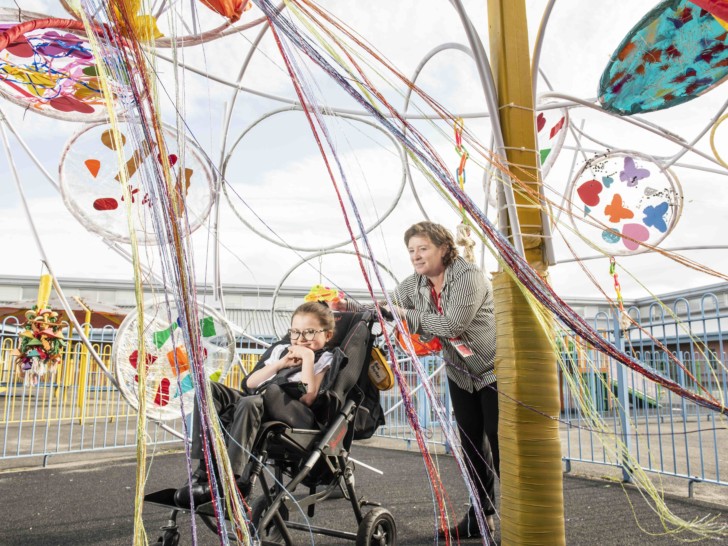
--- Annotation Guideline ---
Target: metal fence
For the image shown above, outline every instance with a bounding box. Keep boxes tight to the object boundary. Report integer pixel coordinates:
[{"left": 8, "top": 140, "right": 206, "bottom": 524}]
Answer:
[
  {"left": 0, "top": 317, "right": 256, "bottom": 464},
  {"left": 2, "top": 297, "right": 727, "bottom": 494}
]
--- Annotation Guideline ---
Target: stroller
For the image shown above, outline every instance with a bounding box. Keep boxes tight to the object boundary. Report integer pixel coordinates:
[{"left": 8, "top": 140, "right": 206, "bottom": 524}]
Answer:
[{"left": 145, "top": 310, "right": 396, "bottom": 546}]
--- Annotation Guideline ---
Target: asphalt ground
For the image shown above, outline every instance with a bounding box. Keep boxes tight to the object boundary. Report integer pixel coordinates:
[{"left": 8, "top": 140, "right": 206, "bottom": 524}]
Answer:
[{"left": 1, "top": 446, "right": 726, "bottom": 546}]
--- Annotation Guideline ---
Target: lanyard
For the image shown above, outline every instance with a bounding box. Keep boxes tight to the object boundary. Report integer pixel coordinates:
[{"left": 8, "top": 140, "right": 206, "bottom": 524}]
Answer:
[{"left": 429, "top": 283, "right": 443, "bottom": 314}]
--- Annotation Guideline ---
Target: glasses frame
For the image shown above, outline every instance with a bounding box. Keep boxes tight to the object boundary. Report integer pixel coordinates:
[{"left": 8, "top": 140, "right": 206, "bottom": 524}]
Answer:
[{"left": 288, "top": 328, "right": 327, "bottom": 341}]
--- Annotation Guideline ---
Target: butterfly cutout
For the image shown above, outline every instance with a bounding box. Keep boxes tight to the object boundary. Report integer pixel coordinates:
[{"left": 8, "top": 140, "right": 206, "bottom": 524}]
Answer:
[
  {"left": 604, "top": 194, "right": 634, "bottom": 223},
  {"left": 602, "top": 175, "right": 613, "bottom": 188},
  {"left": 643, "top": 201, "right": 669, "bottom": 233},
  {"left": 620, "top": 157, "right": 650, "bottom": 187}
]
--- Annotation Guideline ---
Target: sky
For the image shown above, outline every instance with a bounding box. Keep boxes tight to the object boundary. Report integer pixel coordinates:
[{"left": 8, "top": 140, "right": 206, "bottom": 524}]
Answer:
[{"left": 1, "top": 0, "right": 728, "bottom": 305}]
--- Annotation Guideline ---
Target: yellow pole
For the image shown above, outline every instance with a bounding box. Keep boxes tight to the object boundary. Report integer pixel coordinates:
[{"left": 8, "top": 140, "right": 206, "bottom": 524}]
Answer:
[
  {"left": 75, "top": 300, "right": 92, "bottom": 424},
  {"left": 36, "top": 274, "right": 52, "bottom": 310},
  {"left": 486, "top": 1, "right": 566, "bottom": 544}
]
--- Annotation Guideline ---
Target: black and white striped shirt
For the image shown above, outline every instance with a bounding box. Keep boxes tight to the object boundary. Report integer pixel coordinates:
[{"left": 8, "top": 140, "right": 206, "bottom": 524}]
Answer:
[{"left": 349, "top": 257, "right": 496, "bottom": 392}]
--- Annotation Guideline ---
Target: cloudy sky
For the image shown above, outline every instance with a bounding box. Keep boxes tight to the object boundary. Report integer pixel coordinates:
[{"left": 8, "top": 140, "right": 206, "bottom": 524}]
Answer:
[{"left": 1, "top": 0, "right": 727, "bottom": 304}]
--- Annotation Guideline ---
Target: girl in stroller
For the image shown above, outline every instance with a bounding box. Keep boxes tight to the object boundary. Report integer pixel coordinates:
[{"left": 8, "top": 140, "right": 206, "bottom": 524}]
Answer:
[{"left": 174, "top": 301, "right": 346, "bottom": 507}]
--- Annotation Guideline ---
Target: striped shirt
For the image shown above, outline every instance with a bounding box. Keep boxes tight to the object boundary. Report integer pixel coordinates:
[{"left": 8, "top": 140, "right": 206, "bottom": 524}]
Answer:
[{"left": 351, "top": 257, "right": 496, "bottom": 392}]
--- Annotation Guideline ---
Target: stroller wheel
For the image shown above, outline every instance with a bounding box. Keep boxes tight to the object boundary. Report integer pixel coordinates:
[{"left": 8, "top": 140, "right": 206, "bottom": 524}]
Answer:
[
  {"left": 154, "top": 529, "right": 180, "bottom": 546},
  {"left": 356, "top": 507, "right": 397, "bottom": 546},
  {"left": 250, "top": 495, "right": 289, "bottom": 545}
]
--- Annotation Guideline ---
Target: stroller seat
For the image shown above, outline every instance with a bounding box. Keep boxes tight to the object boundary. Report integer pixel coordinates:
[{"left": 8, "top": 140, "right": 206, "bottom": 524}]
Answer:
[{"left": 146, "top": 310, "right": 397, "bottom": 546}]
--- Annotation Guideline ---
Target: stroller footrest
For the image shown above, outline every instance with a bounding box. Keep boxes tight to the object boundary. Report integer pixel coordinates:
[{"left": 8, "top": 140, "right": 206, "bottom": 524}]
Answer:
[{"left": 144, "top": 488, "right": 179, "bottom": 508}]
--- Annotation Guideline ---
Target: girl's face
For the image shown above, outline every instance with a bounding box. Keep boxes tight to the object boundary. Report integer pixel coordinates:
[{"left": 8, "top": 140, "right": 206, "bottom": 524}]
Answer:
[{"left": 289, "top": 313, "right": 333, "bottom": 350}]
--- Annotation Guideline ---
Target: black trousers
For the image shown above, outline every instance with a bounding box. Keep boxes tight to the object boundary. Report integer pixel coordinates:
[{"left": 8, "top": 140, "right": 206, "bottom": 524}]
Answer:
[
  {"left": 191, "top": 382, "right": 316, "bottom": 476},
  {"left": 448, "top": 378, "right": 500, "bottom": 515}
]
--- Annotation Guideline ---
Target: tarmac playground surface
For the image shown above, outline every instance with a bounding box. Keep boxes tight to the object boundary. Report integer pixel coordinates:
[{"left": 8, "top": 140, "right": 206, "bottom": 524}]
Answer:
[{"left": 1, "top": 444, "right": 727, "bottom": 545}]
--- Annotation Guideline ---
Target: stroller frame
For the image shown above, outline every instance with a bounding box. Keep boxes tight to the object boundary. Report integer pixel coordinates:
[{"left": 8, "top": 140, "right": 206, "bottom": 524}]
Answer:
[{"left": 146, "top": 311, "right": 396, "bottom": 546}]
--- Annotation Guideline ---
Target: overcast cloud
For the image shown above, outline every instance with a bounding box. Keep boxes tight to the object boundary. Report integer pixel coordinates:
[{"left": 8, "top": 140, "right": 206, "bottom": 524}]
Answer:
[{"left": 0, "top": 0, "right": 726, "bottom": 304}]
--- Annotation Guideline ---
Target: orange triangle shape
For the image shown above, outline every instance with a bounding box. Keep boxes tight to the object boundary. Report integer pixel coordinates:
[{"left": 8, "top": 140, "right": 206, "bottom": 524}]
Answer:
[{"left": 85, "top": 159, "right": 101, "bottom": 178}]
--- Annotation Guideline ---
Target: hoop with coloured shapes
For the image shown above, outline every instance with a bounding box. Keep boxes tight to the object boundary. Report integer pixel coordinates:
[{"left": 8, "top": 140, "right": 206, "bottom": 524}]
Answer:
[
  {"left": 59, "top": 120, "right": 214, "bottom": 244},
  {"left": 112, "top": 301, "right": 235, "bottom": 421},
  {"left": 567, "top": 151, "right": 683, "bottom": 255}
]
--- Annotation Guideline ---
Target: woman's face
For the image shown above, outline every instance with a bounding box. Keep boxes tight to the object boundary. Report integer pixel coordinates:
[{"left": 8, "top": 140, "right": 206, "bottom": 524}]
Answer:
[
  {"left": 290, "top": 312, "right": 332, "bottom": 350},
  {"left": 407, "top": 234, "right": 447, "bottom": 278}
]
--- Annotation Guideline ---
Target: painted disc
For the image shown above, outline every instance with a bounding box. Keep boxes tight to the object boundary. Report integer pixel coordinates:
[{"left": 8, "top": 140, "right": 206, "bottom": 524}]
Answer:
[
  {"left": 59, "top": 120, "right": 214, "bottom": 244},
  {"left": 0, "top": 15, "right": 132, "bottom": 121},
  {"left": 599, "top": 0, "right": 728, "bottom": 115},
  {"left": 536, "top": 98, "right": 569, "bottom": 179},
  {"left": 112, "top": 301, "right": 235, "bottom": 421},
  {"left": 60, "top": 0, "right": 264, "bottom": 48},
  {"left": 568, "top": 151, "right": 683, "bottom": 255}
]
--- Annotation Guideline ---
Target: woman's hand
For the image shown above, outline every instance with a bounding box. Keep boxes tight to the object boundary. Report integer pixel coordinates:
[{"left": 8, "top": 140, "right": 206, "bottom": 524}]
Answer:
[
  {"left": 330, "top": 298, "right": 347, "bottom": 312},
  {"left": 381, "top": 302, "right": 407, "bottom": 320}
]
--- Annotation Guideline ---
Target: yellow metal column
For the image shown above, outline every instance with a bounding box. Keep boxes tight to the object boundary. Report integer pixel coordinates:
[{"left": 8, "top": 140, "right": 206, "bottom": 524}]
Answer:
[
  {"left": 486, "top": 1, "right": 566, "bottom": 544},
  {"left": 76, "top": 301, "right": 92, "bottom": 424},
  {"left": 36, "top": 274, "right": 52, "bottom": 309}
]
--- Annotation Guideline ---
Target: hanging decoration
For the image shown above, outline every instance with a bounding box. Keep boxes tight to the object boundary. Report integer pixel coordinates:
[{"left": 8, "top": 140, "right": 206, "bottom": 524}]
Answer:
[
  {"left": 59, "top": 120, "right": 214, "bottom": 244},
  {"left": 60, "top": 0, "right": 259, "bottom": 47},
  {"left": 453, "top": 118, "right": 476, "bottom": 263},
  {"left": 12, "top": 306, "right": 66, "bottom": 386},
  {"left": 568, "top": 151, "right": 683, "bottom": 255},
  {"left": 599, "top": 0, "right": 728, "bottom": 115},
  {"left": 199, "top": 0, "right": 252, "bottom": 22},
  {"left": 111, "top": 301, "right": 235, "bottom": 421},
  {"left": 536, "top": 97, "right": 569, "bottom": 179},
  {"left": 609, "top": 257, "right": 633, "bottom": 330},
  {"left": 0, "top": 12, "right": 133, "bottom": 121},
  {"left": 303, "top": 284, "right": 343, "bottom": 304}
]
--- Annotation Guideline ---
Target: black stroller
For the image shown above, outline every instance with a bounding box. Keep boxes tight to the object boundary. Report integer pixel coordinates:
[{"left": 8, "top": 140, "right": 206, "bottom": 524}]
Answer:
[{"left": 145, "top": 310, "right": 396, "bottom": 546}]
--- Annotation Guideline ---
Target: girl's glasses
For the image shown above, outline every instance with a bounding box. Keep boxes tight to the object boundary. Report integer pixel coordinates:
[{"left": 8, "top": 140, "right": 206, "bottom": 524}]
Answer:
[{"left": 288, "top": 328, "right": 327, "bottom": 341}]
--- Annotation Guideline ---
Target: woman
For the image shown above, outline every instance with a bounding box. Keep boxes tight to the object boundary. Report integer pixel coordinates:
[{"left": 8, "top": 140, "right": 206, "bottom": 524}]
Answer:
[{"left": 337, "top": 221, "right": 498, "bottom": 538}]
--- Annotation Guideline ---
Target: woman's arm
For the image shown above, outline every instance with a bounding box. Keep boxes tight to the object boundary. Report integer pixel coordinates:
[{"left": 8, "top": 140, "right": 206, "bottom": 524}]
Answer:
[{"left": 333, "top": 276, "right": 417, "bottom": 316}]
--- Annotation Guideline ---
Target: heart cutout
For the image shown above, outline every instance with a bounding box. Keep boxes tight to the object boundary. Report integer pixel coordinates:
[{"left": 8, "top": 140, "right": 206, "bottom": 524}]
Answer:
[
  {"left": 157, "top": 153, "right": 178, "bottom": 167},
  {"left": 536, "top": 113, "right": 546, "bottom": 132},
  {"left": 622, "top": 223, "right": 649, "bottom": 251},
  {"left": 576, "top": 179, "right": 603, "bottom": 207}
]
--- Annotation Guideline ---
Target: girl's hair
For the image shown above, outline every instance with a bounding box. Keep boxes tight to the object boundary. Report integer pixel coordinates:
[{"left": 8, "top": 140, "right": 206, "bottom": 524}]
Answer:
[
  {"left": 292, "top": 301, "right": 336, "bottom": 332},
  {"left": 403, "top": 221, "right": 459, "bottom": 267}
]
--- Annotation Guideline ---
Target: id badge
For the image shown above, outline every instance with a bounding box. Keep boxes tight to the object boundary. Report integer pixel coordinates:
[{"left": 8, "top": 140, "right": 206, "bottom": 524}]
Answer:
[{"left": 450, "top": 338, "right": 474, "bottom": 358}]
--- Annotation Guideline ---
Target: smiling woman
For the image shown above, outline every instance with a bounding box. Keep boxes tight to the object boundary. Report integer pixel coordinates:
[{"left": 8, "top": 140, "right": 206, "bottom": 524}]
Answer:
[{"left": 335, "top": 220, "right": 499, "bottom": 539}]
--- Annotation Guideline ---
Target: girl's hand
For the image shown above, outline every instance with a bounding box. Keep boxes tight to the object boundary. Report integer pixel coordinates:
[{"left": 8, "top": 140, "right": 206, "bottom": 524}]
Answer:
[
  {"left": 287, "top": 345, "right": 314, "bottom": 361},
  {"left": 299, "top": 392, "right": 316, "bottom": 406},
  {"left": 277, "top": 351, "right": 300, "bottom": 369}
]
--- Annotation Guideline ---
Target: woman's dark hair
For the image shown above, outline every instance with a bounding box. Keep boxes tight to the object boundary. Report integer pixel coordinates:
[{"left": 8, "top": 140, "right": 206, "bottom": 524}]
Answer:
[
  {"left": 292, "top": 301, "right": 336, "bottom": 332},
  {"left": 403, "top": 221, "right": 458, "bottom": 267}
]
